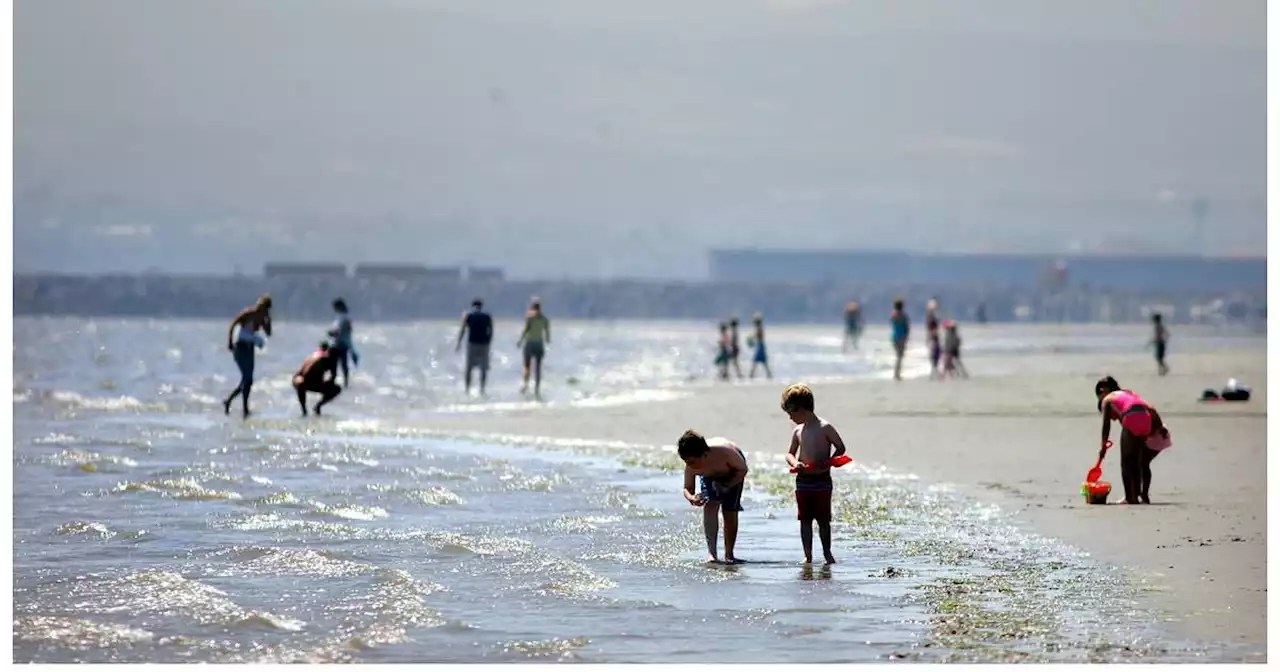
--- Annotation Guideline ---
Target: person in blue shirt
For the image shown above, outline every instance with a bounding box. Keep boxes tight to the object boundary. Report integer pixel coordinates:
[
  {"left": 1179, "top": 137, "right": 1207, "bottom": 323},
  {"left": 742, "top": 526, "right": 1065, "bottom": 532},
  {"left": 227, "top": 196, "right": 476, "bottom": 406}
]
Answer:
[
  {"left": 890, "top": 298, "right": 910, "bottom": 381},
  {"left": 456, "top": 297, "right": 494, "bottom": 396}
]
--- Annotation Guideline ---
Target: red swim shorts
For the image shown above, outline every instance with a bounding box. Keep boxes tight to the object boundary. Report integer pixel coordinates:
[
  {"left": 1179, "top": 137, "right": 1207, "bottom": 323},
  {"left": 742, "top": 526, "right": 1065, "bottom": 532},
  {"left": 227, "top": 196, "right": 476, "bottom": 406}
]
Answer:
[{"left": 795, "top": 490, "right": 832, "bottom": 522}]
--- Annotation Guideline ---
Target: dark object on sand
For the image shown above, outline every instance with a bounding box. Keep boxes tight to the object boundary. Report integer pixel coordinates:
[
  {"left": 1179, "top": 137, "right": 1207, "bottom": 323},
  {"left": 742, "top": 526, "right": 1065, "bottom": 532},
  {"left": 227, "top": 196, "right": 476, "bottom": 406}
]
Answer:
[{"left": 1201, "top": 388, "right": 1251, "bottom": 402}]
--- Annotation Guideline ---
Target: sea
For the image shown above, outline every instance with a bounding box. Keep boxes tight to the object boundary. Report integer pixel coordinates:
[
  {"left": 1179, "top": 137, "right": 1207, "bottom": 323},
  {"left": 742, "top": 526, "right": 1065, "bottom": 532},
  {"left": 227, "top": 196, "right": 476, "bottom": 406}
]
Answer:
[{"left": 12, "top": 316, "right": 1266, "bottom": 663}]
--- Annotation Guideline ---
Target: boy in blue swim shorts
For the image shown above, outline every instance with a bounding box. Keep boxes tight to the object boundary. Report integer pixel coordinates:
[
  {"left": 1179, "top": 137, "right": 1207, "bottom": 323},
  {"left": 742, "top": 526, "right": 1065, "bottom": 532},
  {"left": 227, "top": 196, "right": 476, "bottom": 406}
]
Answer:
[{"left": 678, "top": 430, "right": 749, "bottom": 564}]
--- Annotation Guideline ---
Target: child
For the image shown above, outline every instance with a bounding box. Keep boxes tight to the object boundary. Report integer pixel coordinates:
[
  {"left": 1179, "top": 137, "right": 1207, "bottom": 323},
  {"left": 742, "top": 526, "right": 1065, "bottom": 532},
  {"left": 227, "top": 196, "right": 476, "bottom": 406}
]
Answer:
[
  {"left": 942, "top": 320, "right": 968, "bottom": 379},
  {"left": 1150, "top": 313, "right": 1170, "bottom": 376},
  {"left": 678, "top": 430, "right": 749, "bottom": 564},
  {"left": 748, "top": 312, "right": 772, "bottom": 379},
  {"left": 1096, "top": 376, "right": 1168, "bottom": 504},
  {"left": 781, "top": 384, "right": 848, "bottom": 564},
  {"left": 890, "top": 298, "right": 910, "bottom": 381},
  {"left": 728, "top": 317, "right": 744, "bottom": 379},
  {"left": 925, "top": 300, "right": 941, "bottom": 379},
  {"left": 714, "top": 323, "right": 731, "bottom": 380}
]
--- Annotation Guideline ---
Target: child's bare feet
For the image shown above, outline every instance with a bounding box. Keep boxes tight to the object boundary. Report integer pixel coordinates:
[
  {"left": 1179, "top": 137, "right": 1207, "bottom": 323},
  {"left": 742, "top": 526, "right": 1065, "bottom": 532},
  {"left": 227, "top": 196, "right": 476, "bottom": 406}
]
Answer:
[
  {"left": 706, "top": 555, "right": 721, "bottom": 564},
  {"left": 802, "top": 556, "right": 812, "bottom": 565},
  {"left": 724, "top": 556, "right": 742, "bottom": 565},
  {"left": 824, "top": 554, "right": 837, "bottom": 565}
]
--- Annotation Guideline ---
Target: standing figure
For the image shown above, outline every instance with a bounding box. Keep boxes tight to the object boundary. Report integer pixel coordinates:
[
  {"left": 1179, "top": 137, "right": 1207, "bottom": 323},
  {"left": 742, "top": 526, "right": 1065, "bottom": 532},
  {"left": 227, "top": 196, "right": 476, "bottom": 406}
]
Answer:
[
  {"left": 223, "top": 294, "right": 272, "bottom": 417},
  {"left": 748, "top": 312, "right": 772, "bottom": 379},
  {"left": 456, "top": 297, "right": 494, "bottom": 396},
  {"left": 890, "top": 298, "right": 910, "bottom": 381},
  {"left": 517, "top": 298, "right": 551, "bottom": 398}
]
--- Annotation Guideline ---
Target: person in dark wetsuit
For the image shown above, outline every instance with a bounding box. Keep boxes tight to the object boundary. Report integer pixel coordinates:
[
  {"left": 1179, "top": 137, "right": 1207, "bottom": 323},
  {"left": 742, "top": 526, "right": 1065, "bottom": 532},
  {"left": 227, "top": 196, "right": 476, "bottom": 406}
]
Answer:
[
  {"left": 678, "top": 430, "right": 749, "bottom": 564},
  {"left": 293, "top": 342, "right": 342, "bottom": 416},
  {"left": 1096, "top": 376, "right": 1168, "bottom": 504},
  {"left": 1150, "top": 313, "right": 1170, "bottom": 376},
  {"left": 223, "top": 294, "right": 272, "bottom": 418},
  {"left": 456, "top": 298, "right": 494, "bottom": 396}
]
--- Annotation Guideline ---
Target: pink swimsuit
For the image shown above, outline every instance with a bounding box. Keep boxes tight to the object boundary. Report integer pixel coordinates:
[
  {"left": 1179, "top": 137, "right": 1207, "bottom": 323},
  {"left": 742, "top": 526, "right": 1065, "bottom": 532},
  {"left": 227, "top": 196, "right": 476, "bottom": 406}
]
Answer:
[{"left": 1109, "top": 390, "right": 1153, "bottom": 437}]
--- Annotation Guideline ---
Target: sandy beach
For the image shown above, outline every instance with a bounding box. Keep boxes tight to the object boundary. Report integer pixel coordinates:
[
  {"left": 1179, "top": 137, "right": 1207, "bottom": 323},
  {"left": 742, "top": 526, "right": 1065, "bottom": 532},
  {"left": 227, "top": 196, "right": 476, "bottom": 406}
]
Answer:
[{"left": 421, "top": 344, "right": 1267, "bottom": 651}]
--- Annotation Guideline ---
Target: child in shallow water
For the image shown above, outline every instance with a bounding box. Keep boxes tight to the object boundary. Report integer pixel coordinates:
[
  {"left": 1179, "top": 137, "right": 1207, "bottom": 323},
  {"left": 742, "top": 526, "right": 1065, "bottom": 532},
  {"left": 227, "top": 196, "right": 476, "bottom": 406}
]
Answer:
[
  {"left": 677, "top": 430, "right": 749, "bottom": 564},
  {"left": 1095, "top": 376, "right": 1169, "bottom": 504},
  {"left": 781, "top": 384, "right": 848, "bottom": 565}
]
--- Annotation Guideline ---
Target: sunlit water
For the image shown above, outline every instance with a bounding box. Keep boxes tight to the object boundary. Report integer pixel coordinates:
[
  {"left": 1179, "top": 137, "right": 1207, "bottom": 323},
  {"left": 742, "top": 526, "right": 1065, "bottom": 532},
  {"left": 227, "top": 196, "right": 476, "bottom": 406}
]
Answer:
[{"left": 13, "top": 318, "right": 1264, "bottom": 662}]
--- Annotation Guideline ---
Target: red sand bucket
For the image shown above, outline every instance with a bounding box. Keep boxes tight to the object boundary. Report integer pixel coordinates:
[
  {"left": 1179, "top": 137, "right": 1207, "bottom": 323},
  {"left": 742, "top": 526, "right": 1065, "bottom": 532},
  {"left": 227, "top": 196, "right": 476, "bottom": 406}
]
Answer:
[{"left": 1081, "top": 481, "right": 1112, "bottom": 505}]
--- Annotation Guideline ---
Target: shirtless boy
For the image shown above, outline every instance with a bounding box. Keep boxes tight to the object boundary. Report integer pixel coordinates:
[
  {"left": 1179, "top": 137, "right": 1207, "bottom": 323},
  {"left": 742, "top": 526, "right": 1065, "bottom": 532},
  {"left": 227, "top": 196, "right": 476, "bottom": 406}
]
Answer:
[
  {"left": 782, "top": 383, "right": 848, "bottom": 564},
  {"left": 678, "top": 430, "right": 749, "bottom": 564}
]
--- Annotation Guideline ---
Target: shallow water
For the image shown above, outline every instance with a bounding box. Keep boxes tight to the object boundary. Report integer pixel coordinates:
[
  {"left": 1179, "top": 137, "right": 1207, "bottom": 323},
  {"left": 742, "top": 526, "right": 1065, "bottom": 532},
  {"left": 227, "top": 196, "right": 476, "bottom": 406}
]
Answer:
[{"left": 12, "top": 318, "right": 1265, "bottom": 662}]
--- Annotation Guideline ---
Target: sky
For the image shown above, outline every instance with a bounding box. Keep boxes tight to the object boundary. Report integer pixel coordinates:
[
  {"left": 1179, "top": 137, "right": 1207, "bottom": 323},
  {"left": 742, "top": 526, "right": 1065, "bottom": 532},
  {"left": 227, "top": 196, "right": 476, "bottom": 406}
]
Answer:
[{"left": 14, "top": 0, "right": 1267, "bottom": 278}]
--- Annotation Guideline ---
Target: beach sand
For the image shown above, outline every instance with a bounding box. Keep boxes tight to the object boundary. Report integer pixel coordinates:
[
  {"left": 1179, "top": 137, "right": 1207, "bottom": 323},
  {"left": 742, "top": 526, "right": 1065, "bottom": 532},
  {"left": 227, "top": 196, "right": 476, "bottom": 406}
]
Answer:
[{"left": 421, "top": 346, "right": 1267, "bottom": 650}]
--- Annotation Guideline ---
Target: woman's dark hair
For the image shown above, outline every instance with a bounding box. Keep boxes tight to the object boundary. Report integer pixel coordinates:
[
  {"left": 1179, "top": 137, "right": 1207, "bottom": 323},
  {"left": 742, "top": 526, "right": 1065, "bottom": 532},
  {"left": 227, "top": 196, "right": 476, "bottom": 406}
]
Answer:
[
  {"left": 893, "top": 298, "right": 905, "bottom": 311},
  {"left": 333, "top": 298, "right": 348, "bottom": 312},
  {"left": 1095, "top": 376, "right": 1120, "bottom": 411}
]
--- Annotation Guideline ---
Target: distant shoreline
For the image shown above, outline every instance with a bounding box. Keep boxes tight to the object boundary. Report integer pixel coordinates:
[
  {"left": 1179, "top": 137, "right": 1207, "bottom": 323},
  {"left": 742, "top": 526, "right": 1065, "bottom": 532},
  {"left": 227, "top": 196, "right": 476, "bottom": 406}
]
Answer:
[{"left": 13, "top": 272, "right": 1265, "bottom": 325}]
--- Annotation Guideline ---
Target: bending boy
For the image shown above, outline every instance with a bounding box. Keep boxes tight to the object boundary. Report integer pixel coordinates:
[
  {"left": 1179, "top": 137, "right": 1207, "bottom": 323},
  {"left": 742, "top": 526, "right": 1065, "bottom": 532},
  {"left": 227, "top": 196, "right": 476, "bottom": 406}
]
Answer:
[{"left": 678, "top": 430, "right": 749, "bottom": 564}]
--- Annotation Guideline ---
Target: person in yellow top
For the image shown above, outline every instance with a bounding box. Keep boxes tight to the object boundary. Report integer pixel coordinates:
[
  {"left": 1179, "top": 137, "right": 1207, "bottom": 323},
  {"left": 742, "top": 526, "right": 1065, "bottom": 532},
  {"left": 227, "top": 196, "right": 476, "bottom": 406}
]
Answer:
[{"left": 516, "top": 298, "right": 551, "bottom": 397}]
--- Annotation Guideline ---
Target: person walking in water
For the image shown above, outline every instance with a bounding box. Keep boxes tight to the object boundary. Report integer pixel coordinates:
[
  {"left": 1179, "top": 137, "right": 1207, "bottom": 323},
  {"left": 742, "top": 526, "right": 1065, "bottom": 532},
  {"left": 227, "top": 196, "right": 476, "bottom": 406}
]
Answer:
[
  {"left": 1149, "top": 313, "right": 1170, "bottom": 376},
  {"left": 517, "top": 298, "right": 551, "bottom": 397},
  {"left": 924, "top": 299, "right": 942, "bottom": 380},
  {"left": 223, "top": 294, "right": 272, "bottom": 417},
  {"left": 326, "top": 298, "right": 356, "bottom": 388},
  {"left": 748, "top": 312, "right": 772, "bottom": 379},
  {"left": 890, "top": 298, "right": 910, "bottom": 381},
  {"left": 843, "top": 301, "right": 862, "bottom": 352},
  {"left": 456, "top": 297, "right": 494, "bottom": 396},
  {"left": 714, "top": 322, "right": 731, "bottom": 380},
  {"left": 728, "top": 317, "right": 744, "bottom": 379}
]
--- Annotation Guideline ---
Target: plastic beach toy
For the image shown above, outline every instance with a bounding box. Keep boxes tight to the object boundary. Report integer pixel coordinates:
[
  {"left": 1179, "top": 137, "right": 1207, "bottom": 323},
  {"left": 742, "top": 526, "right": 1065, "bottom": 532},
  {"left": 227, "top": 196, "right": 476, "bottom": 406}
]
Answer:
[
  {"left": 1080, "top": 480, "right": 1112, "bottom": 505},
  {"left": 1086, "top": 440, "right": 1112, "bottom": 483},
  {"left": 790, "top": 454, "right": 853, "bottom": 474}
]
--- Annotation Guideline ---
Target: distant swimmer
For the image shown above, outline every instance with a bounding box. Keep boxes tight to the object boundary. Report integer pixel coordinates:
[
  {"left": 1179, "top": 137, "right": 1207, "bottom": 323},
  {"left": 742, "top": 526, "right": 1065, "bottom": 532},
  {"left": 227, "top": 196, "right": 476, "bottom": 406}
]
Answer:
[
  {"left": 223, "top": 294, "right": 272, "bottom": 418},
  {"left": 843, "top": 301, "right": 862, "bottom": 352},
  {"left": 748, "top": 312, "right": 772, "bottom": 379},
  {"left": 1149, "top": 313, "right": 1170, "bottom": 376},
  {"left": 678, "top": 430, "right": 749, "bottom": 564},
  {"left": 782, "top": 384, "right": 848, "bottom": 565},
  {"left": 728, "top": 317, "right": 744, "bottom": 379},
  {"left": 326, "top": 298, "right": 356, "bottom": 388},
  {"left": 1096, "top": 376, "right": 1169, "bottom": 505},
  {"left": 890, "top": 298, "right": 910, "bottom": 381},
  {"left": 516, "top": 298, "right": 551, "bottom": 398},
  {"left": 293, "top": 341, "right": 342, "bottom": 416},
  {"left": 456, "top": 297, "right": 494, "bottom": 396},
  {"left": 941, "top": 320, "right": 968, "bottom": 379},
  {"left": 925, "top": 299, "right": 941, "bottom": 380}
]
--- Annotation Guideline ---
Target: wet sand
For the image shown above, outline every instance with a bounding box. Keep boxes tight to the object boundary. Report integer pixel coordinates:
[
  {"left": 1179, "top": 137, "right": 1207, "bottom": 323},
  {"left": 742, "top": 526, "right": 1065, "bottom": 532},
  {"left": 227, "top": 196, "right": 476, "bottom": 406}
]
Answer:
[{"left": 422, "top": 346, "right": 1267, "bottom": 649}]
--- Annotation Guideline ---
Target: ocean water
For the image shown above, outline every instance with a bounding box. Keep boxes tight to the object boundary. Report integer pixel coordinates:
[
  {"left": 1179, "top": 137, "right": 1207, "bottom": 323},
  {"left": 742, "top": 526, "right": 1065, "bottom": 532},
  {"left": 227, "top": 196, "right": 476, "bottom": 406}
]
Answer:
[{"left": 12, "top": 317, "right": 1264, "bottom": 663}]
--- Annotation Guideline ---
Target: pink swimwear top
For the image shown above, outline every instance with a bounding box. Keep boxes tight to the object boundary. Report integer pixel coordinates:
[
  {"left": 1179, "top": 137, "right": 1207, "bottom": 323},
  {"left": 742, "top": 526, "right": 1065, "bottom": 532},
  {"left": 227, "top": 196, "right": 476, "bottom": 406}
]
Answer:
[{"left": 1107, "top": 390, "right": 1148, "bottom": 418}]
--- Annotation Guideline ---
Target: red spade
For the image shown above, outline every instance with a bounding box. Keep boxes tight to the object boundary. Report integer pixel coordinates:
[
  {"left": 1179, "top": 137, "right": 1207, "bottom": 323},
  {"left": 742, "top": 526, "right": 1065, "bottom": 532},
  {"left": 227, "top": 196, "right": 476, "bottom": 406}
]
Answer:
[
  {"left": 790, "top": 454, "right": 853, "bottom": 474},
  {"left": 1086, "top": 440, "right": 1113, "bottom": 482}
]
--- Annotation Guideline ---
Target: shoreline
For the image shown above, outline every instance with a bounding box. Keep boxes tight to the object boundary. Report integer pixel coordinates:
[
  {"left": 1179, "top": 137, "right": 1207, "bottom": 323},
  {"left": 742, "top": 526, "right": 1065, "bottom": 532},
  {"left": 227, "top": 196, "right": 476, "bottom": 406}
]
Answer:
[{"left": 410, "top": 346, "right": 1267, "bottom": 652}]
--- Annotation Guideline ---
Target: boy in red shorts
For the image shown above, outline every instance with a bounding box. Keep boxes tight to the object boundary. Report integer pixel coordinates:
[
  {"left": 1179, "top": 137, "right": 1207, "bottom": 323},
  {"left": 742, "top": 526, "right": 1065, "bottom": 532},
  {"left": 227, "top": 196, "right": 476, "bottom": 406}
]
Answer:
[{"left": 782, "top": 383, "right": 848, "bottom": 564}]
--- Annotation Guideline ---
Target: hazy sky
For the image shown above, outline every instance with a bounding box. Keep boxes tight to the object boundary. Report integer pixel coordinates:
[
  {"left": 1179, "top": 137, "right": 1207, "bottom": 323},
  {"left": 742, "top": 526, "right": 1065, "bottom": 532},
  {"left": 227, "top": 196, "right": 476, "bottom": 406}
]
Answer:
[{"left": 15, "top": 0, "right": 1267, "bottom": 278}]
